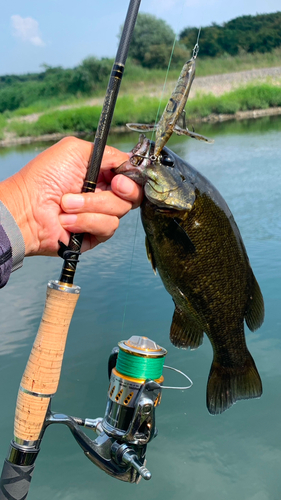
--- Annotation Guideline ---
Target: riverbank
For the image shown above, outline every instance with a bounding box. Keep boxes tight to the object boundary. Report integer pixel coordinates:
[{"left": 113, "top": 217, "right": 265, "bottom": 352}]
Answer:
[
  {"left": 1, "top": 106, "right": 281, "bottom": 148},
  {"left": 1, "top": 66, "right": 281, "bottom": 148}
]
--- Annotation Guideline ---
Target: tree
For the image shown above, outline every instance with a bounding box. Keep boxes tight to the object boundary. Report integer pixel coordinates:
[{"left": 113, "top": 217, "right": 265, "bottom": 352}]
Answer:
[
  {"left": 179, "top": 12, "right": 281, "bottom": 58},
  {"left": 123, "top": 13, "right": 176, "bottom": 68},
  {"left": 180, "top": 25, "right": 223, "bottom": 58}
]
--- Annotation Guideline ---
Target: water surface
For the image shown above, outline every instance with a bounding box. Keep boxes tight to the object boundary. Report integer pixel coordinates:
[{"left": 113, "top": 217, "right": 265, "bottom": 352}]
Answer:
[{"left": 0, "top": 116, "right": 280, "bottom": 500}]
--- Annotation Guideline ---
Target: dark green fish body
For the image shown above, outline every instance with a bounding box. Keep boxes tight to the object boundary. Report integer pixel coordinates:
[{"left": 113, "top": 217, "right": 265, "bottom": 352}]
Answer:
[{"left": 116, "top": 142, "right": 264, "bottom": 414}]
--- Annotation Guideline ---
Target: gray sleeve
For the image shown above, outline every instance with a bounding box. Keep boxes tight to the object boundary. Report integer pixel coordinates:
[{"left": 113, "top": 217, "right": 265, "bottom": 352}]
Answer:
[{"left": 0, "top": 201, "right": 25, "bottom": 272}]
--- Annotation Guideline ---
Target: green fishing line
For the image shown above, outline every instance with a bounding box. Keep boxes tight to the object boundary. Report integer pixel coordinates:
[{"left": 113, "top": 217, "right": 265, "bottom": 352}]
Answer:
[{"left": 116, "top": 349, "right": 164, "bottom": 380}]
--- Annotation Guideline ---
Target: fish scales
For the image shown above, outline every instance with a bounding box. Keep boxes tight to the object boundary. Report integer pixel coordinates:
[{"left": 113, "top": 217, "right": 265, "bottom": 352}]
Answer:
[{"left": 143, "top": 192, "right": 253, "bottom": 361}]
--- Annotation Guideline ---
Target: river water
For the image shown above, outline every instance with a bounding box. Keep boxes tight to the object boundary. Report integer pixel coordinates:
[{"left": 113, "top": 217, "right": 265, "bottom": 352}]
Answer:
[{"left": 0, "top": 116, "right": 280, "bottom": 500}]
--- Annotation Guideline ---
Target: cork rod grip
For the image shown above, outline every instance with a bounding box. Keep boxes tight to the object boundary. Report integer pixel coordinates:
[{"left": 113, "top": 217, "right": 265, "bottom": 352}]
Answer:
[{"left": 14, "top": 281, "right": 80, "bottom": 442}]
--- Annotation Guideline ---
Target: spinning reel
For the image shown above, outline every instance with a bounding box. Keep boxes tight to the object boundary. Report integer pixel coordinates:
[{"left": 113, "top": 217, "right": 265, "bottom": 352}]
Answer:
[{"left": 45, "top": 335, "right": 192, "bottom": 483}]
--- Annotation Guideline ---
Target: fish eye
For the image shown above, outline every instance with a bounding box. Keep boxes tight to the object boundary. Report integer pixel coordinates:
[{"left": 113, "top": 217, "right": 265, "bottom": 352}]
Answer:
[{"left": 161, "top": 156, "right": 174, "bottom": 167}]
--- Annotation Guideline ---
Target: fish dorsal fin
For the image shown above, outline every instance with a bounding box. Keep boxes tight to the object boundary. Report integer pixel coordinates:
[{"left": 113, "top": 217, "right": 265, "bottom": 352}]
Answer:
[
  {"left": 126, "top": 123, "right": 157, "bottom": 133},
  {"left": 176, "top": 110, "right": 187, "bottom": 129},
  {"left": 145, "top": 236, "right": 157, "bottom": 274},
  {"left": 245, "top": 272, "right": 265, "bottom": 331},
  {"left": 170, "top": 304, "right": 204, "bottom": 349}
]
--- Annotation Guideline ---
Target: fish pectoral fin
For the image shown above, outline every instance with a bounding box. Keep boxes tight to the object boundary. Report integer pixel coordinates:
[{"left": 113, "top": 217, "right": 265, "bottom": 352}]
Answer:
[
  {"left": 126, "top": 123, "right": 157, "bottom": 133},
  {"left": 170, "top": 305, "right": 204, "bottom": 350},
  {"left": 176, "top": 110, "right": 187, "bottom": 129},
  {"left": 145, "top": 236, "right": 157, "bottom": 274},
  {"left": 174, "top": 124, "right": 214, "bottom": 144},
  {"left": 245, "top": 272, "right": 265, "bottom": 331},
  {"left": 207, "top": 353, "right": 262, "bottom": 415},
  {"left": 170, "top": 219, "right": 196, "bottom": 253}
]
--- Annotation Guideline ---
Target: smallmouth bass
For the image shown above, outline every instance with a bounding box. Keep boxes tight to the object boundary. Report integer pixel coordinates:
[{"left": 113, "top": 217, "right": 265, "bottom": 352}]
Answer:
[{"left": 116, "top": 138, "right": 264, "bottom": 415}]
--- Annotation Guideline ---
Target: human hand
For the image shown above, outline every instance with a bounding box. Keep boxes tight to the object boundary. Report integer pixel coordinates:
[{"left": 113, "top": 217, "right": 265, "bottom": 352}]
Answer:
[{"left": 0, "top": 137, "right": 143, "bottom": 256}]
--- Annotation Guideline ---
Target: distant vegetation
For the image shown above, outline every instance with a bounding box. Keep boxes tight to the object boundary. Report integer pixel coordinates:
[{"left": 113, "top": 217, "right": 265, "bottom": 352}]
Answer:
[
  {"left": 180, "top": 12, "right": 281, "bottom": 57},
  {"left": 0, "top": 58, "right": 113, "bottom": 113},
  {"left": 0, "top": 11, "right": 280, "bottom": 119},
  {"left": 4, "top": 84, "right": 281, "bottom": 140}
]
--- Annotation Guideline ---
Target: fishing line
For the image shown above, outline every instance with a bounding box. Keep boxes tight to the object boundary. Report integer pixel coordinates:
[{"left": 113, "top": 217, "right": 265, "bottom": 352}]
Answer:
[
  {"left": 149, "top": 1, "right": 193, "bottom": 150},
  {"left": 150, "top": 35, "right": 177, "bottom": 147},
  {"left": 120, "top": 11, "right": 190, "bottom": 332},
  {"left": 116, "top": 348, "right": 165, "bottom": 380},
  {"left": 121, "top": 31, "right": 180, "bottom": 330},
  {"left": 120, "top": 210, "right": 140, "bottom": 333}
]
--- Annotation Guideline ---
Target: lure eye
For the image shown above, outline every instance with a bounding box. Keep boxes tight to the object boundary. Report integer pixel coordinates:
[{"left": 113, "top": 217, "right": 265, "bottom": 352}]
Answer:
[{"left": 161, "top": 156, "right": 174, "bottom": 167}]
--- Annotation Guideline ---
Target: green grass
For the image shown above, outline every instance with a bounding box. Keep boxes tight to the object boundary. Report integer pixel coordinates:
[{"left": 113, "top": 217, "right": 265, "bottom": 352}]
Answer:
[
  {"left": 2, "top": 95, "right": 99, "bottom": 118},
  {"left": 7, "top": 96, "right": 165, "bottom": 137},
  {"left": 0, "top": 114, "right": 7, "bottom": 140},
  {"left": 8, "top": 106, "right": 101, "bottom": 137},
  {"left": 186, "top": 83, "right": 281, "bottom": 117},
  {"left": 194, "top": 47, "right": 281, "bottom": 77},
  {"left": 5, "top": 83, "right": 281, "bottom": 139}
]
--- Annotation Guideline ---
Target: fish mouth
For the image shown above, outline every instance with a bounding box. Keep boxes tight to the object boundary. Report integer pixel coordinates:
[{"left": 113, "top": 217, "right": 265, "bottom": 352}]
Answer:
[
  {"left": 115, "top": 136, "right": 182, "bottom": 206},
  {"left": 114, "top": 134, "right": 152, "bottom": 185}
]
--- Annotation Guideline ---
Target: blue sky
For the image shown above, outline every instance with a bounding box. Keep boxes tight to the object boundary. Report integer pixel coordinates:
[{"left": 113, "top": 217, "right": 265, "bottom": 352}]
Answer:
[{"left": 1, "top": 0, "right": 280, "bottom": 76}]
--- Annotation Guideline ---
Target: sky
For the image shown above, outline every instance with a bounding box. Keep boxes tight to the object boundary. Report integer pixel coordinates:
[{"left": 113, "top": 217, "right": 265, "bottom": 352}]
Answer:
[{"left": 0, "top": 0, "right": 280, "bottom": 76}]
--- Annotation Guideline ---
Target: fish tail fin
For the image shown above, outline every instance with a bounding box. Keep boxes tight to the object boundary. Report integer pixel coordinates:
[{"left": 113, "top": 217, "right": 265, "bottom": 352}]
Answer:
[{"left": 207, "top": 354, "right": 262, "bottom": 415}]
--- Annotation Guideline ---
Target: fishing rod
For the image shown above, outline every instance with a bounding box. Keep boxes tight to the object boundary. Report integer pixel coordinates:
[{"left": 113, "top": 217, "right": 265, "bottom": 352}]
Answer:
[
  {"left": 0, "top": 1, "right": 142, "bottom": 498},
  {"left": 0, "top": 6, "right": 196, "bottom": 497}
]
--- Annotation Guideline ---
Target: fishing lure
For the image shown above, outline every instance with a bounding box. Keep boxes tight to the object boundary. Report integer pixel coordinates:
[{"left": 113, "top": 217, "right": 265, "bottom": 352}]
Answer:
[{"left": 127, "top": 35, "right": 213, "bottom": 160}]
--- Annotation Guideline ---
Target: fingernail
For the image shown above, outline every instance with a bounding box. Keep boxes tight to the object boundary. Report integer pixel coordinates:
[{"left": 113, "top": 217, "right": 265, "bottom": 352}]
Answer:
[
  {"left": 60, "top": 214, "right": 77, "bottom": 225},
  {"left": 63, "top": 194, "right": 84, "bottom": 209},
  {"left": 116, "top": 176, "right": 134, "bottom": 195}
]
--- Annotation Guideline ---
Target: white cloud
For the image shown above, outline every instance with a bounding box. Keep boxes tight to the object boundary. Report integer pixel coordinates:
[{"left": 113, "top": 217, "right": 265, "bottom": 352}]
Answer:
[{"left": 11, "top": 15, "right": 45, "bottom": 47}]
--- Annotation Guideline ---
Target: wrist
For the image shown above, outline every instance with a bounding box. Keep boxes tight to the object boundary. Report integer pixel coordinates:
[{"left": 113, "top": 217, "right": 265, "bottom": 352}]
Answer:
[{"left": 0, "top": 173, "right": 39, "bottom": 256}]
